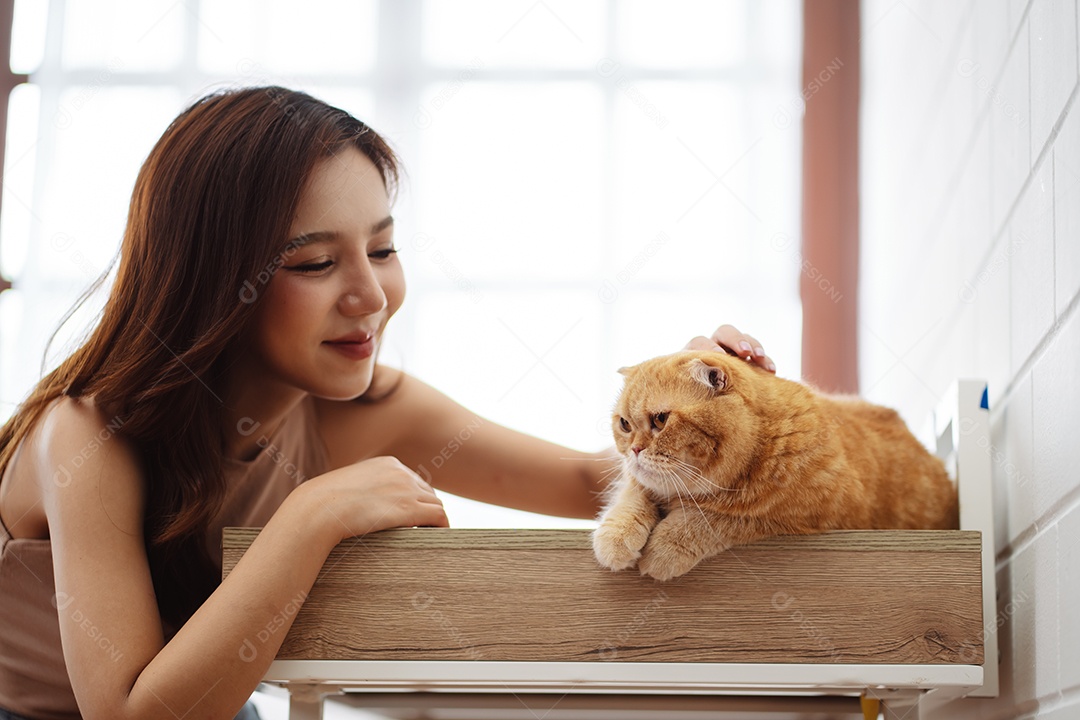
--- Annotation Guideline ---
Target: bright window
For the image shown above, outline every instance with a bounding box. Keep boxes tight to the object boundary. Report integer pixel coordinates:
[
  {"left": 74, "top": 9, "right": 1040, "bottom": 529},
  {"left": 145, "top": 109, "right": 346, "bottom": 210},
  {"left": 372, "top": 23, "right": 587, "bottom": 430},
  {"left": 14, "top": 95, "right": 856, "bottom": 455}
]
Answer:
[{"left": 2, "top": 0, "right": 803, "bottom": 528}]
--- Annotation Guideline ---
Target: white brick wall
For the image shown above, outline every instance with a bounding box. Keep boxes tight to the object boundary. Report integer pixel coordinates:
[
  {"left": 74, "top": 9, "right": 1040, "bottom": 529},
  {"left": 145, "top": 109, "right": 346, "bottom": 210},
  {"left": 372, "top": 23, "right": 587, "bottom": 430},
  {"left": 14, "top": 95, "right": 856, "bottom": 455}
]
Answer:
[{"left": 860, "top": 0, "right": 1079, "bottom": 716}]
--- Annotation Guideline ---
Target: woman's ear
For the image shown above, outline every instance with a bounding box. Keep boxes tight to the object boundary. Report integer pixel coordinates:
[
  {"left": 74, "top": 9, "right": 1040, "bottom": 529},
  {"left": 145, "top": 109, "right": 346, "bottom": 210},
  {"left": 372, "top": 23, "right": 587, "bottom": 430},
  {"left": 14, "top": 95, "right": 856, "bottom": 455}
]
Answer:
[{"left": 688, "top": 358, "right": 727, "bottom": 391}]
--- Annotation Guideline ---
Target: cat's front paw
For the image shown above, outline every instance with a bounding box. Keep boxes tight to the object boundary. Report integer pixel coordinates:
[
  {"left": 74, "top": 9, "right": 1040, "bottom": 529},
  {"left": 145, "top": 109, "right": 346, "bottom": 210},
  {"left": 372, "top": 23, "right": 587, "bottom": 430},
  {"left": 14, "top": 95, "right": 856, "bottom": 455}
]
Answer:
[
  {"left": 637, "top": 535, "right": 706, "bottom": 581},
  {"left": 592, "top": 518, "right": 653, "bottom": 571}
]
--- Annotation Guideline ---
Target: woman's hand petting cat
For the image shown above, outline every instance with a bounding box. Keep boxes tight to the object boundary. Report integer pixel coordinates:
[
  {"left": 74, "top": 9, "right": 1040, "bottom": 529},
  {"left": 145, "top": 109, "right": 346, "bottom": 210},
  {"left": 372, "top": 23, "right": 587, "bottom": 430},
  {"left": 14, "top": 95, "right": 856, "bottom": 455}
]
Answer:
[{"left": 683, "top": 324, "right": 776, "bottom": 373}]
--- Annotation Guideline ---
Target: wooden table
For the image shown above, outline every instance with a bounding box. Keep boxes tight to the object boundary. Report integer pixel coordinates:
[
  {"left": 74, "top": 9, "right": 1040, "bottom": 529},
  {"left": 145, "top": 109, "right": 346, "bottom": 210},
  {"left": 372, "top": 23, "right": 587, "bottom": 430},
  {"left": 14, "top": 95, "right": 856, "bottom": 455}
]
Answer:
[{"left": 223, "top": 527, "right": 985, "bottom": 720}]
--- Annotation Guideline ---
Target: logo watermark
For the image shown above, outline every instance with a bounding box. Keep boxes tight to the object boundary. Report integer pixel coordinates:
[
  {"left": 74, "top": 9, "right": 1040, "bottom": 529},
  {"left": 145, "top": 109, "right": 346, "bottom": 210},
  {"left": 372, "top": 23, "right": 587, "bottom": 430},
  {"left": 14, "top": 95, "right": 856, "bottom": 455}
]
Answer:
[
  {"left": 596, "top": 59, "right": 670, "bottom": 130},
  {"left": 239, "top": 590, "right": 308, "bottom": 662},
  {"left": 415, "top": 415, "right": 486, "bottom": 483},
  {"left": 773, "top": 56, "right": 844, "bottom": 129},
  {"left": 415, "top": 58, "right": 485, "bottom": 129},
  {"left": 53, "top": 415, "right": 126, "bottom": 488},
  {"left": 598, "top": 589, "right": 669, "bottom": 660},
  {"left": 411, "top": 591, "right": 484, "bottom": 660},
  {"left": 957, "top": 58, "right": 1029, "bottom": 130},
  {"left": 770, "top": 232, "right": 843, "bottom": 304},
  {"left": 53, "top": 592, "right": 124, "bottom": 663},
  {"left": 409, "top": 232, "right": 484, "bottom": 304},
  {"left": 597, "top": 232, "right": 671, "bottom": 303}
]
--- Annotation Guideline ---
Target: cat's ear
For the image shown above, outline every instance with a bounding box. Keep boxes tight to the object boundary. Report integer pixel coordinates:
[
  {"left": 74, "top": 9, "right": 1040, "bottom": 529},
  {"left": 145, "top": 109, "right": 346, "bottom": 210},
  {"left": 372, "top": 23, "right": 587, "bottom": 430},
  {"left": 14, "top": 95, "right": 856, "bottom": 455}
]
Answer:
[
  {"left": 689, "top": 358, "right": 727, "bottom": 391},
  {"left": 617, "top": 365, "right": 637, "bottom": 377}
]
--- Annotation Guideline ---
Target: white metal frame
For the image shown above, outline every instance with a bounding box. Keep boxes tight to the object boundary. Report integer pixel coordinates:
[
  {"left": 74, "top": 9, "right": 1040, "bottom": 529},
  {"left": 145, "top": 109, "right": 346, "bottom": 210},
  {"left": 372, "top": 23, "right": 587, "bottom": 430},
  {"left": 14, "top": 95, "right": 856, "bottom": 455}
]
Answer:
[
  {"left": 262, "top": 663, "right": 983, "bottom": 720},
  {"left": 258, "top": 379, "right": 997, "bottom": 719},
  {"left": 932, "top": 379, "right": 998, "bottom": 698}
]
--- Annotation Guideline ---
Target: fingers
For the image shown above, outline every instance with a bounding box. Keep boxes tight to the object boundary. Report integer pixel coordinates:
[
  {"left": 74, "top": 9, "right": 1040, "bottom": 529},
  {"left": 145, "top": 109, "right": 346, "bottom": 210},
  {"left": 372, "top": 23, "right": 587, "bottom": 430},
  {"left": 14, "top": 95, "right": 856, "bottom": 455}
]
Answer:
[
  {"left": 738, "top": 333, "right": 776, "bottom": 373},
  {"left": 416, "top": 500, "right": 450, "bottom": 528},
  {"left": 711, "top": 324, "right": 759, "bottom": 357},
  {"left": 707, "top": 325, "right": 777, "bottom": 374},
  {"left": 413, "top": 476, "right": 448, "bottom": 527},
  {"left": 361, "top": 456, "right": 450, "bottom": 528},
  {"left": 388, "top": 492, "right": 447, "bottom": 530},
  {"left": 682, "top": 335, "right": 721, "bottom": 352},
  {"left": 709, "top": 324, "right": 744, "bottom": 353}
]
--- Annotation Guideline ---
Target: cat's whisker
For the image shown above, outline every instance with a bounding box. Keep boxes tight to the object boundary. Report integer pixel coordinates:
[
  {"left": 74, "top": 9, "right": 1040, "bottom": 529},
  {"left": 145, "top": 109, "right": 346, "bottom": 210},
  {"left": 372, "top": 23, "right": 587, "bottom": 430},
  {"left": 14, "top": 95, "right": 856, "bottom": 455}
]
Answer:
[
  {"left": 670, "top": 461, "right": 731, "bottom": 493},
  {"left": 564, "top": 457, "right": 626, "bottom": 476},
  {"left": 656, "top": 465, "right": 693, "bottom": 517},
  {"left": 598, "top": 470, "right": 623, "bottom": 486},
  {"left": 655, "top": 465, "right": 688, "bottom": 517},
  {"left": 665, "top": 456, "right": 744, "bottom": 493},
  {"left": 562, "top": 457, "right": 626, "bottom": 481},
  {"left": 663, "top": 465, "right": 712, "bottom": 525},
  {"left": 665, "top": 459, "right": 743, "bottom": 492}
]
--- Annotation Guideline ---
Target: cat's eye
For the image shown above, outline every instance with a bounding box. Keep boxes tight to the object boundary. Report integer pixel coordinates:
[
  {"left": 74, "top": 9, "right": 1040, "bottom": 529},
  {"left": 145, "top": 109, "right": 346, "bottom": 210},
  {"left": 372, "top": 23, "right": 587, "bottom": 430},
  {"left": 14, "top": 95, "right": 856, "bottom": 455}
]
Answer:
[
  {"left": 619, "top": 417, "right": 631, "bottom": 432},
  {"left": 651, "top": 412, "right": 668, "bottom": 430}
]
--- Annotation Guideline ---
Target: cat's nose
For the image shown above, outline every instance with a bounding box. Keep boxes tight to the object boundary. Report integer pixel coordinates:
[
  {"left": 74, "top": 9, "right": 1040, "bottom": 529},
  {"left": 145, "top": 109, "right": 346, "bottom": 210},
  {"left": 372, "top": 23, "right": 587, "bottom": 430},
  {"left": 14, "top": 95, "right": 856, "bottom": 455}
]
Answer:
[{"left": 632, "top": 446, "right": 643, "bottom": 456}]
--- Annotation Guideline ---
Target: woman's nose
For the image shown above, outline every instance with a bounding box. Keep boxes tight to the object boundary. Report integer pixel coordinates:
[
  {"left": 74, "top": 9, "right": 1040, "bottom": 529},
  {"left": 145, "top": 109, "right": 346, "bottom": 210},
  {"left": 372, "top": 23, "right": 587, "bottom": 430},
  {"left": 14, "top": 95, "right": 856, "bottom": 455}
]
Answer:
[{"left": 338, "top": 267, "right": 387, "bottom": 316}]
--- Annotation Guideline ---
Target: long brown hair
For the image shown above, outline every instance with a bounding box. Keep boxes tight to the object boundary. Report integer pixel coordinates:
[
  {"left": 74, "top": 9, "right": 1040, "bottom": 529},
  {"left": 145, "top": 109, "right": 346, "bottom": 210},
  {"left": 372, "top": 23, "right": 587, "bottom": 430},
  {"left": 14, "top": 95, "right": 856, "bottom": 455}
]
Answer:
[{"left": 0, "top": 86, "right": 403, "bottom": 626}]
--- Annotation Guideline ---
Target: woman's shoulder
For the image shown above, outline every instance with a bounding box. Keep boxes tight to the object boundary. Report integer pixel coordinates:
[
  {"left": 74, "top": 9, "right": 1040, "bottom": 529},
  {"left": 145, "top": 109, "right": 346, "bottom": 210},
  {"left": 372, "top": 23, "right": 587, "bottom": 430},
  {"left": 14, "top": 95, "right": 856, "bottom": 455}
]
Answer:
[
  {"left": 2, "top": 395, "right": 143, "bottom": 540},
  {"left": 36, "top": 394, "right": 137, "bottom": 460},
  {"left": 311, "top": 365, "right": 427, "bottom": 469},
  {"left": 38, "top": 396, "right": 142, "bottom": 501}
]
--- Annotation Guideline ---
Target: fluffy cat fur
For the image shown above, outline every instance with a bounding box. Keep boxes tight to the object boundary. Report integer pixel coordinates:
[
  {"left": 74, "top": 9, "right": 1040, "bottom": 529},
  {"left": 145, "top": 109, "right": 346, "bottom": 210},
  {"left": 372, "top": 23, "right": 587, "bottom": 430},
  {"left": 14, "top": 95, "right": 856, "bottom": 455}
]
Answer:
[{"left": 592, "top": 350, "right": 959, "bottom": 581}]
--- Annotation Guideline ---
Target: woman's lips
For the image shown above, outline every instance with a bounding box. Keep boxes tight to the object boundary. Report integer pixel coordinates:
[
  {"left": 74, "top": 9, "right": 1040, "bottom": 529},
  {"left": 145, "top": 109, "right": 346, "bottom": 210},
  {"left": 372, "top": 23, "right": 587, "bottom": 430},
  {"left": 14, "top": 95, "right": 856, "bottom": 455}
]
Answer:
[{"left": 323, "top": 337, "right": 375, "bottom": 360}]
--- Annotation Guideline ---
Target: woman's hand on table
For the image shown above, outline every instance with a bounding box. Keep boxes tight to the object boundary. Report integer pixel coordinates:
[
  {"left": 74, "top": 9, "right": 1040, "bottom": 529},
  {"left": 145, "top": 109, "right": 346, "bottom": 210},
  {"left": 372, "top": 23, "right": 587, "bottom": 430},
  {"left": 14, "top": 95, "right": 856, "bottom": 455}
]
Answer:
[{"left": 296, "top": 456, "right": 449, "bottom": 547}]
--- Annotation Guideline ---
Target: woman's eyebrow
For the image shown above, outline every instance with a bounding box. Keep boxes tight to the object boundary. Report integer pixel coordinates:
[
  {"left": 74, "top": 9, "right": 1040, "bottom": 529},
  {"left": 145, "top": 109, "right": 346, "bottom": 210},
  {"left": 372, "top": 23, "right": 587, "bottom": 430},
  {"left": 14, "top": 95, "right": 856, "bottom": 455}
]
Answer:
[
  {"left": 282, "top": 216, "right": 394, "bottom": 252},
  {"left": 371, "top": 215, "right": 394, "bottom": 234}
]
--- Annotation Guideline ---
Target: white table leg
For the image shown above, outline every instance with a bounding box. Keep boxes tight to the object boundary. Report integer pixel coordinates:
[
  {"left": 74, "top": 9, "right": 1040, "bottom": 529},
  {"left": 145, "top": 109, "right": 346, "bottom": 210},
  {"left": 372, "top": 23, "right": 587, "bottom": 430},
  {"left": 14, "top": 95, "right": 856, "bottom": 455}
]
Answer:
[
  {"left": 285, "top": 683, "right": 343, "bottom": 720},
  {"left": 881, "top": 690, "right": 923, "bottom": 720},
  {"left": 288, "top": 694, "right": 321, "bottom": 720}
]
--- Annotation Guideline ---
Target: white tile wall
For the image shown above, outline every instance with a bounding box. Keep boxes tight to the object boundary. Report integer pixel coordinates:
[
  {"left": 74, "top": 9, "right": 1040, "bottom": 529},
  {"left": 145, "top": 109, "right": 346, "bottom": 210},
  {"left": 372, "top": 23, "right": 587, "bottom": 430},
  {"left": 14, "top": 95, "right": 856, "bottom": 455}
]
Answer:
[
  {"left": 1009, "top": 158, "right": 1056, "bottom": 371},
  {"left": 861, "top": 0, "right": 1080, "bottom": 716},
  {"left": 1055, "top": 100, "right": 1080, "bottom": 311},
  {"left": 1030, "top": 0, "right": 1079, "bottom": 158},
  {"left": 974, "top": 1, "right": 1013, "bottom": 84},
  {"left": 1002, "top": 371, "right": 1035, "bottom": 547},
  {"left": 991, "top": 15, "right": 1032, "bottom": 237},
  {"left": 1058, "top": 503, "right": 1080, "bottom": 697},
  {"left": 1035, "top": 705, "right": 1080, "bottom": 720},
  {"left": 1009, "top": 525, "right": 1060, "bottom": 707},
  {"left": 1031, "top": 306, "right": 1080, "bottom": 530}
]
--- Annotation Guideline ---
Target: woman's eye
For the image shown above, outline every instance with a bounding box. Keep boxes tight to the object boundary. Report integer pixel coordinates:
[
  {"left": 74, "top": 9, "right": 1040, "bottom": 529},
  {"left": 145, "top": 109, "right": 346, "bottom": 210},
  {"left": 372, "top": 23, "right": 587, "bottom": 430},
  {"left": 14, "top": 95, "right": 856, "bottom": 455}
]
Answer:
[
  {"left": 651, "top": 412, "right": 668, "bottom": 430},
  {"left": 619, "top": 417, "right": 631, "bottom": 432},
  {"left": 370, "top": 247, "right": 398, "bottom": 260},
  {"left": 289, "top": 260, "right": 334, "bottom": 273}
]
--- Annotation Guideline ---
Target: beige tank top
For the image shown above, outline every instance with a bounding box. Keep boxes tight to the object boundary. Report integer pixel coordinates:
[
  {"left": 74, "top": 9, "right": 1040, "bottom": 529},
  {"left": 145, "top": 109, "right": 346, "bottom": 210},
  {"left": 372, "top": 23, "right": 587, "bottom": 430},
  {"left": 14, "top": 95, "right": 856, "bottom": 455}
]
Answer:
[{"left": 0, "top": 395, "right": 329, "bottom": 719}]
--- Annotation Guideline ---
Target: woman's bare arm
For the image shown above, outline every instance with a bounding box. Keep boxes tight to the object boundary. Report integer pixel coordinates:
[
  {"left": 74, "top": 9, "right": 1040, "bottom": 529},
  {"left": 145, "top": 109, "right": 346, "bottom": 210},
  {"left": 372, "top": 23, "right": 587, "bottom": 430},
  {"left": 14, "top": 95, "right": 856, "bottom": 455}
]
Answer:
[
  {"left": 317, "top": 373, "right": 619, "bottom": 519},
  {"left": 40, "top": 399, "right": 440, "bottom": 720}
]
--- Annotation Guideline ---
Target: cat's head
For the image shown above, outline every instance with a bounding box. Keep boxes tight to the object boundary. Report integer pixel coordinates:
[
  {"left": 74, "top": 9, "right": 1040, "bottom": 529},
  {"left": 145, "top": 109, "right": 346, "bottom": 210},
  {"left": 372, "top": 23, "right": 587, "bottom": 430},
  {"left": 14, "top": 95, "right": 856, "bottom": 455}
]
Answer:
[{"left": 611, "top": 350, "right": 765, "bottom": 499}]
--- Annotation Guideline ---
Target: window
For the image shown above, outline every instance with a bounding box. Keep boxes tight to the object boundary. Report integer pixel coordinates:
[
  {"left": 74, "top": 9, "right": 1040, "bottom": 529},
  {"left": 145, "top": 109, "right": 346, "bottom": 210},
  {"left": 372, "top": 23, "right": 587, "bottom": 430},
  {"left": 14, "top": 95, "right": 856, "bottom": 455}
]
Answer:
[{"left": 2, "top": 0, "right": 803, "bottom": 528}]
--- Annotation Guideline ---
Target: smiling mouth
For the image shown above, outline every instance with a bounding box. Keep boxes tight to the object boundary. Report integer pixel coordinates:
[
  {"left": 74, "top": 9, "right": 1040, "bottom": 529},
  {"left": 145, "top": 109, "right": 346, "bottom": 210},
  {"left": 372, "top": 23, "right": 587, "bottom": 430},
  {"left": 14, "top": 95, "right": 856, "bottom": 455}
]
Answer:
[{"left": 322, "top": 337, "right": 375, "bottom": 360}]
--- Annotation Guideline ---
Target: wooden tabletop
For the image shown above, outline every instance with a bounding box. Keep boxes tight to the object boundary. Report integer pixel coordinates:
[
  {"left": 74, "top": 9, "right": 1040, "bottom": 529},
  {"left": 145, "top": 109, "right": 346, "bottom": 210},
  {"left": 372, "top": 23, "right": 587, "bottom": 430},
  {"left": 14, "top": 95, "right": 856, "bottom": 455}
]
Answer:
[{"left": 223, "top": 527, "right": 984, "bottom": 666}]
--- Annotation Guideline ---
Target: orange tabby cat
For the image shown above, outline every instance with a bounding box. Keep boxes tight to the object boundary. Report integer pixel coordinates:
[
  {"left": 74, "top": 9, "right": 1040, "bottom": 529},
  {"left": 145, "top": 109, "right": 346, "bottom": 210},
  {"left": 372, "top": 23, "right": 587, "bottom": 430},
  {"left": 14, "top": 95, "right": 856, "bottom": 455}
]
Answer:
[{"left": 592, "top": 350, "right": 959, "bottom": 581}]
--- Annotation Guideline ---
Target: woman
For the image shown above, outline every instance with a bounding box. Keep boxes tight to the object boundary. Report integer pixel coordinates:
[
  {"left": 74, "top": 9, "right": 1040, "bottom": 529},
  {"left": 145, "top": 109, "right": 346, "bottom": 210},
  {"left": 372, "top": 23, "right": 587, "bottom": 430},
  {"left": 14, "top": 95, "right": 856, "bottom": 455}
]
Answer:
[{"left": 0, "top": 86, "right": 775, "bottom": 719}]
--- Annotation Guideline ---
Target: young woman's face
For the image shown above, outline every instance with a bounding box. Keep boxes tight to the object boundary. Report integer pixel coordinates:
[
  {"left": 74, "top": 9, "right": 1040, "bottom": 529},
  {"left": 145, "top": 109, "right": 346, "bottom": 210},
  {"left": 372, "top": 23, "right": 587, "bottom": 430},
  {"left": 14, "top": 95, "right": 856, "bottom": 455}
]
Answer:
[{"left": 247, "top": 147, "right": 405, "bottom": 400}]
